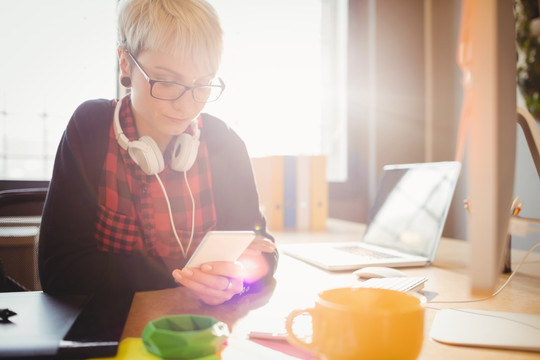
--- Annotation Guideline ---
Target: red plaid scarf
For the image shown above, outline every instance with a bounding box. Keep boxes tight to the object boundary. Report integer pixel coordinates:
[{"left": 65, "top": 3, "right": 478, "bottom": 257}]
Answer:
[{"left": 95, "top": 97, "right": 216, "bottom": 266}]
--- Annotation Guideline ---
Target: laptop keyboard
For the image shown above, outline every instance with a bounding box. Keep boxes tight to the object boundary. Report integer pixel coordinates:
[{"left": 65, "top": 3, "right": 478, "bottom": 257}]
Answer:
[
  {"left": 335, "top": 245, "right": 397, "bottom": 259},
  {"left": 355, "top": 276, "right": 428, "bottom": 292}
]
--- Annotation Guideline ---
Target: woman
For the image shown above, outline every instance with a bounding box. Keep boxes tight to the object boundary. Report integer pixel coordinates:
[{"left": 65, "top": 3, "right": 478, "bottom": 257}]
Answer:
[{"left": 38, "top": 0, "right": 277, "bottom": 305}]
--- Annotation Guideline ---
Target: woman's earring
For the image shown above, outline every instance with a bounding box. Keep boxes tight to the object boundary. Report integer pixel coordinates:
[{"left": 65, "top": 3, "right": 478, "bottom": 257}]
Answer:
[{"left": 121, "top": 76, "right": 132, "bottom": 87}]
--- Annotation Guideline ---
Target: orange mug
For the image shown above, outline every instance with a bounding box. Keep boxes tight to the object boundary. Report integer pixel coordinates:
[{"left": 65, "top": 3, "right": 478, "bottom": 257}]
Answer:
[{"left": 285, "top": 287, "right": 425, "bottom": 360}]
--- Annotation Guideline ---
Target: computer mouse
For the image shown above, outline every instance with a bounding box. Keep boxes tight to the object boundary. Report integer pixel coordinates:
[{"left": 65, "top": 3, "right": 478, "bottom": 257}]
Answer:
[{"left": 353, "top": 266, "right": 408, "bottom": 279}]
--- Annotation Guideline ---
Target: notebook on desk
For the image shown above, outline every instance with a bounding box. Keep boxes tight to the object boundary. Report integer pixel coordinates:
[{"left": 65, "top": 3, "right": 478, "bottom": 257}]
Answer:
[
  {"left": 281, "top": 161, "right": 461, "bottom": 271},
  {"left": 0, "top": 291, "right": 133, "bottom": 359}
]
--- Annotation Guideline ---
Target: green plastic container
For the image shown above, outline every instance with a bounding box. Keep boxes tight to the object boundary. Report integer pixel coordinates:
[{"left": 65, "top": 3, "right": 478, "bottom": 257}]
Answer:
[{"left": 142, "top": 314, "right": 229, "bottom": 359}]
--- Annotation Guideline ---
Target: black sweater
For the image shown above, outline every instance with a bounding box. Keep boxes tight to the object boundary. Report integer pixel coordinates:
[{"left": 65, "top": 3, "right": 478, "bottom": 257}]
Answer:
[{"left": 38, "top": 99, "right": 277, "bottom": 295}]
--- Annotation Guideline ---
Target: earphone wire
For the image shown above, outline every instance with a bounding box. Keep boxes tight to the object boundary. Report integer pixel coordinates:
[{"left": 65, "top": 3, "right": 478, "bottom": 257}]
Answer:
[
  {"left": 154, "top": 172, "right": 195, "bottom": 259},
  {"left": 183, "top": 170, "right": 196, "bottom": 259}
]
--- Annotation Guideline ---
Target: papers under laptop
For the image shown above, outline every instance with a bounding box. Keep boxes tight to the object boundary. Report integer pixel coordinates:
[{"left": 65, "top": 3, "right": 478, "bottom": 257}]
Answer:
[{"left": 281, "top": 161, "right": 461, "bottom": 271}]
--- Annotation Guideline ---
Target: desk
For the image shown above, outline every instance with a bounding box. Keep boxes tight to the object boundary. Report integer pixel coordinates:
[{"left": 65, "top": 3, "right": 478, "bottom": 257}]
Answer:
[{"left": 121, "top": 220, "right": 540, "bottom": 359}]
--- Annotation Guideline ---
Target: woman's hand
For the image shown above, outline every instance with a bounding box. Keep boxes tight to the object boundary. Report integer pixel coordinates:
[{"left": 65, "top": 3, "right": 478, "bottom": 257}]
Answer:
[
  {"left": 172, "top": 236, "right": 276, "bottom": 305},
  {"left": 242, "top": 236, "right": 276, "bottom": 256},
  {"left": 172, "top": 261, "right": 246, "bottom": 305}
]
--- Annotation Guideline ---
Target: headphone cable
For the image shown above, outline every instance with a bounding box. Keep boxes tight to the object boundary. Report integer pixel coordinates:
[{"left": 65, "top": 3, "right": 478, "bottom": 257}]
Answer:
[{"left": 154, "top": 172, "right": 195, "bottom": 259}]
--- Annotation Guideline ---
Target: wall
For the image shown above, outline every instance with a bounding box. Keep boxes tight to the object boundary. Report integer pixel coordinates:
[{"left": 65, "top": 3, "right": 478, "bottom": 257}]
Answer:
[
  {"left": 330, "top": 0, "right": 429, "bottom": 223},
  {"left": 331, "top": 0, "right": 540, "bottom": 254},
  {"left": 330, "top": 0, "right": 464, "bottom": 240},
  {"left": 429, "top": 0, "right": 465, "bottom": 240}
]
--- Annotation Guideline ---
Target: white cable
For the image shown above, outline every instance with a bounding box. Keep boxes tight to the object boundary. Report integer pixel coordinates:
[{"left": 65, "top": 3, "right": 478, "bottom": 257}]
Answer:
[
  {"left": 154, "top": 172, "right": 195, "bottom": 259},
  {"left": 491, "top": 241, "right": 540, "bottom": 297},
  {"left": 430, "top": 241, "right": 540, "bottom": 304},
  {"left": 183, "top": 170, "right": 196, "bottom": 259}
]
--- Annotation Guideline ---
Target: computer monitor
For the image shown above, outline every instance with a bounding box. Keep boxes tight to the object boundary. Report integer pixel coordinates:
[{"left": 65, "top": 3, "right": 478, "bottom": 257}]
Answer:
[{"left": 463, "top": 0, "right": 516, "bottom": 296}]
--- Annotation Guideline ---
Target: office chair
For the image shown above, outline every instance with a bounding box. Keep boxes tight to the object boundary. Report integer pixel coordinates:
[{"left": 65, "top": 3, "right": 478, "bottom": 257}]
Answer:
[
  {"left": 0, "top": 187, "right": 48, "bottom": 217},
  {"left": 0, "top": 260, "right": 27, "bottom": 292}
]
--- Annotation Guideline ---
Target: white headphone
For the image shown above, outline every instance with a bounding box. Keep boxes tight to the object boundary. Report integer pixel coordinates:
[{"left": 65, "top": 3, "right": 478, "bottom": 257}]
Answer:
[
  {"left": 113, "top": 98, "right": 200, "bottom": 175},
  {"left": 112, "top": 97, "right": 198, "bottom": 258}
]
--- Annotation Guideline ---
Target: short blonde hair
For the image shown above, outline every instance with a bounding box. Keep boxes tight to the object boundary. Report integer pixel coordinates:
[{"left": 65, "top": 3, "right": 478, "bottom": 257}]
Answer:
[{"left": 117, "top": 0, "right": 223, "bottom": 74}]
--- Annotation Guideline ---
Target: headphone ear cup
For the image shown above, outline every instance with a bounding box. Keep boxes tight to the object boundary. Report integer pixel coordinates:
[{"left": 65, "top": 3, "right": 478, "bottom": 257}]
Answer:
[
  {"left": 127, "top": 136, "right": 164, "bottom": 175},
  {"left": 171, "top": 132, "right": 200, "bottom": 172}
]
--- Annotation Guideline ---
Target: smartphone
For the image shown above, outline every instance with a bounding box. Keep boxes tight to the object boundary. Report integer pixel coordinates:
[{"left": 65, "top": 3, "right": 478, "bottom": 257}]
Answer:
[{"left": 184, "top": 231, "right": 257, "bottom": 268}]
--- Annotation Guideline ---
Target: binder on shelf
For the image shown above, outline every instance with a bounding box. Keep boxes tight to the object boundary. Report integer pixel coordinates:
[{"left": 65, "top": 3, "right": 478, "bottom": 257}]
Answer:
[
  {"left": 310, "top": 155, "right": 328, "bottom": 231},
  {"left": 295, "top": 155, "right": 311, "bottom": 231},
  {"left": 251, "top": 156, "right": 284, "bottom": 231},
  {"left": 251, "top": 155, "right": 327, "bottom": 232},
  {"left": 283, "top": 156, "right": 297, "bottom": 229}
]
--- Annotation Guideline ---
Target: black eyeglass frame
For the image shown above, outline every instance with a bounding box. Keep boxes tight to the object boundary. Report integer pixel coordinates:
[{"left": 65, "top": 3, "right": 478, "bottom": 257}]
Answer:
[{"left": 127, "top": 52, "right": 225, "bottom": 103}]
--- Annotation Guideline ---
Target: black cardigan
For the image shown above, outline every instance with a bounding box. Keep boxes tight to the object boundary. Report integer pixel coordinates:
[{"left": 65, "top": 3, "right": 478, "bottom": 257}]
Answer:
[{"left": 38, "top": 99, "right": 277, "bottom": 295}]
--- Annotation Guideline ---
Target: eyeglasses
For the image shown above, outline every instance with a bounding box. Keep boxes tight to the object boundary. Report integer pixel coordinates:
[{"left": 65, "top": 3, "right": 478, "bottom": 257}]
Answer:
[{"left": 128, "top": 53, "right": 225, "bottom": 103}]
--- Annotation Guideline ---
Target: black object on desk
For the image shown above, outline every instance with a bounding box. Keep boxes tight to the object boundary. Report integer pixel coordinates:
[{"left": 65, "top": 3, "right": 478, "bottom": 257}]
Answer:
[
  {"left": 0, "top": 308, "right": 16, "bottom": 322},
  {"left": 0, "top": 291, "right": 133, "bottom": 359}
]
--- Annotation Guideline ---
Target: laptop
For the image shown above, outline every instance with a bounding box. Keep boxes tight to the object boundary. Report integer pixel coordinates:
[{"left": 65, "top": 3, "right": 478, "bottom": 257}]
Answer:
[
  {"left": 281, "top": 161, "right": 461, "bottom": 271},
  {"left": 0, "top": 291, "right": 133, "bottom": 359}
]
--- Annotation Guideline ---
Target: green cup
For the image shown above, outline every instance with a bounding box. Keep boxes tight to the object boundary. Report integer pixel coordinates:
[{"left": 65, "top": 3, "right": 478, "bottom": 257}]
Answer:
[{"left": 142, "top": 314, "right": 229, "bottom": 359}]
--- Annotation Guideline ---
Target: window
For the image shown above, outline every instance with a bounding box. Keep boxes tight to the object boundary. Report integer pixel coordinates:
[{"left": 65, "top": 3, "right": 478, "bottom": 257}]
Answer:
[
  {"left": 206, "top": 0, "right": 348, "bottom": 182},
  {"left": 0, "top": 0, "right": 117, "bottom": 180},
  {"left": 0, "top": 1, "right": 347, "bottom": 182}
]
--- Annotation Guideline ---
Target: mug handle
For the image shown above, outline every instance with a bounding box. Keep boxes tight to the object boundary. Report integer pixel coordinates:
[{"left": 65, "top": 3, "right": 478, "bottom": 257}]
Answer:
[{"left": 285, "top": 308, "right": 316, "bottom": 353}]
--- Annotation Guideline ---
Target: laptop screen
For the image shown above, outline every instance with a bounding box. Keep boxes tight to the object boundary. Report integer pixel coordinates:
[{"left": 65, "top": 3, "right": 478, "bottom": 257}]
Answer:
[{"left": 362, "top": 161, "right": 461, "bottom": 259}]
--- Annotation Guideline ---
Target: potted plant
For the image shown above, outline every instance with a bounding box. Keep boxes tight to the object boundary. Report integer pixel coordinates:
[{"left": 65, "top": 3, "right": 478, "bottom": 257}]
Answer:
[{"left": 516, "top": 0, "right": 540, "bottom": 119}]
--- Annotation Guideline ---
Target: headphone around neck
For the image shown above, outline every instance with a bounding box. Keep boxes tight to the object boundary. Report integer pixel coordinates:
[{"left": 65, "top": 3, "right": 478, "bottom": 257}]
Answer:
[{"left": 113, "top": 97, "right": 200, "bottom": 175}]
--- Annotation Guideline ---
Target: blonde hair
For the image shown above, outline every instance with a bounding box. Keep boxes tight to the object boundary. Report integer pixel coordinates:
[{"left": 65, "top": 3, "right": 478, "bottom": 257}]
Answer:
[{"left": 117, "top": 0, "right": 223, "bottom": 74}]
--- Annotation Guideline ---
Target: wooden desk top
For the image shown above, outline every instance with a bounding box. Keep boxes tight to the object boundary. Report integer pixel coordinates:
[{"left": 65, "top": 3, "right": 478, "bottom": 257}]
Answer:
[{"left": 121, "top": 220, "right": 540, "bottom": 359}]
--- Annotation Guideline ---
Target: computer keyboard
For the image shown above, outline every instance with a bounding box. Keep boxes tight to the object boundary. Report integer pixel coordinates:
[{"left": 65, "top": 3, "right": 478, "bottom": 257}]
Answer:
[
  {"left": 354, "top": 276, "right": 428, "bottom": 292},
  {"left": 335, "top": 245, "right": 397, "bottom": 259}
]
